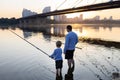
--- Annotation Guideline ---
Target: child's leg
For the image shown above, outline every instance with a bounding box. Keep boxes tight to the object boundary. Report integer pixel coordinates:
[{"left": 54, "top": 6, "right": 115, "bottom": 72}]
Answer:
[{"left": 56, "top": 68, "right": 62, "bottom": 76}]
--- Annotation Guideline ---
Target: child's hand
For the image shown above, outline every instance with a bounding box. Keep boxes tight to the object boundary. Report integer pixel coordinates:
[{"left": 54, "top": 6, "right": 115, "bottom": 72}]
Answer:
[
  {"left": 49, "top": 56, "right": 53, "bottom": 59},
  {"left": 51, "top": 57, "right": 54, "bottom": 59}
]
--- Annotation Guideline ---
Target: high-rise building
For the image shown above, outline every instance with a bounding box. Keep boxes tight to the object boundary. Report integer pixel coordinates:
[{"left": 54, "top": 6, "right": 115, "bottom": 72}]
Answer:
[
  {"left": 104, "top": 17, "right": 107, "bottom": 20},
  {"left": 93, "top": 16, "right": 100, "bottom": 20},
  {"left": 109, "top": 16, "right": 113, "bottom": 20},
  {"left": 22, "top": 8, "right": 37, "bottom": 17},
  {"left": 42, "top": 6, "right": 51, "bottom": 19},
  {"left": 79, "top": 14, "right": 83, "bottom": 21},
  {"left": 42, "top": 7, "right": 51, "bottom": 13},
  {"left": 54, "top": 15, "right": 66, "bottom": 22}
]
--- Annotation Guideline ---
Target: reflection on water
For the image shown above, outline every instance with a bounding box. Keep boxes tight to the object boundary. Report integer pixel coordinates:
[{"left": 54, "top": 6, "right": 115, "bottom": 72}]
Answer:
[
  {"left": 0, "top": 24, "right": 120, "bottom": 80},
  {"left": 65, "top": 67, "right": 74, "bottom": 80},
  {"left": 23, "top": 30, "right": 32, "bottom": 38},
  {"left": 20, "top": 24, "right": 120, "bottom": 42}
]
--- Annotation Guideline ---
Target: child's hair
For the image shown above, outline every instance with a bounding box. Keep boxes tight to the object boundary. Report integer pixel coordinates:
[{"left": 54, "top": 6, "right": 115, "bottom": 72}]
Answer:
[{"left": 56, "top": 41, "right": 62, "bottom": 47}]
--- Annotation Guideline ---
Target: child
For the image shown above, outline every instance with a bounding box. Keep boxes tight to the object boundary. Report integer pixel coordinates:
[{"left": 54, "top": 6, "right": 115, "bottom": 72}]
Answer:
[{"left": 49, "top": 41, "right": 63, "bottom": 77}]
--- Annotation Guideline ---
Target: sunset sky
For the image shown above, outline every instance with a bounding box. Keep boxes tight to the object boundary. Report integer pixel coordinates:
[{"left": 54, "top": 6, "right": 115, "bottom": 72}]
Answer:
[{"left": 0, "top": 0, "right": 120, "bottom": 19}]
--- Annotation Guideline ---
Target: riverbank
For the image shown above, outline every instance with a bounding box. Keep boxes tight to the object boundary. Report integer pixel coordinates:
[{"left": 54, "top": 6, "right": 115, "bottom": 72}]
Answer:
[{"left": 79, "top": 37, "right": 120, "bottom": 49}]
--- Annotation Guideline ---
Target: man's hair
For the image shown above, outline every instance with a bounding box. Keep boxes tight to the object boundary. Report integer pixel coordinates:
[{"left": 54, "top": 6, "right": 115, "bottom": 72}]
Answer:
[
  {"left": 67, "top": 25, "right": 72, "bottom": 31},
  {"left": 56, "top": 41, "right": 62, "bottom": 47}
]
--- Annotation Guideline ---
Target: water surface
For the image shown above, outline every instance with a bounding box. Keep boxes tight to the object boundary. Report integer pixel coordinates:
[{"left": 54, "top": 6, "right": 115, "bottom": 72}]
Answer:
[{"left": 0, "top": 24, "right": 120, "bottom": 80}]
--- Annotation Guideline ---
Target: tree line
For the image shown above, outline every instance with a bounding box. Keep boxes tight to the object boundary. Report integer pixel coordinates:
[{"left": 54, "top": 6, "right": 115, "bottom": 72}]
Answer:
[{"left": 0, "top": 17, "right": 18, "bottom": 25}]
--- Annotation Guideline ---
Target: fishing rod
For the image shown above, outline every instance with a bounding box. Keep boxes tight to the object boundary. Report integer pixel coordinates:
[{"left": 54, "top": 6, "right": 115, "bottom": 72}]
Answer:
[
  {"left": 9, "top": 30, "right": 66, "bottom": 75},
  {"left": 9, "top": 30, "right": 50, "bottom": 57}
]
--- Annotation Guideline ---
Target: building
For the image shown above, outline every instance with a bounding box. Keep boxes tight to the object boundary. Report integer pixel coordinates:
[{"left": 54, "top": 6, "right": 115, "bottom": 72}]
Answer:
[
  {"left": 109, "top": 16, "right": 113, "bottom": 20},
  {"left": 22, "top": 8, "right": 37, "bottom": 17},
  {"left": 79, "top": 14, "right": 83, "bottom": 21},
  {"left": 54, "top": 15, "right": 67, "bottom": 22},
  {"left": 42, "top": 7, "right": 51, "bottom": 13},
  {"left": 104, "top": 17, "right": 107, "bottom": 20},
  {"left": 42, "top": 6, "right": 51, "bottom": 19},
  {"left": 93, "top": 16, "right": 100, "bottom": 20}
]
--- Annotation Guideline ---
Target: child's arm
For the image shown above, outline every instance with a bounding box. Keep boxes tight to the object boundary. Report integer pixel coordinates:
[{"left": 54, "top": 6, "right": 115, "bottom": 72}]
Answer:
[
  {"left": 49, "top": 55, "right": 54, "bottom": 58},
  {"left": 49, "top": 50, "right": 56, "bottom": 59}
]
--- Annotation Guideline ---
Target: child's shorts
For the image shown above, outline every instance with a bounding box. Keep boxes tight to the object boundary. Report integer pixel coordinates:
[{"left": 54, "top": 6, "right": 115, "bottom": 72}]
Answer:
[{"left": 55, "top": 60, "right": 63, "bottom": 69}]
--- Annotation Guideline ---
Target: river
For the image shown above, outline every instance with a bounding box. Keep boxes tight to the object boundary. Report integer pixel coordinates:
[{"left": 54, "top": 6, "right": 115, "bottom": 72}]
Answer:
[{"left": 0, "top": 24, "right": 120, "bottom": 80}]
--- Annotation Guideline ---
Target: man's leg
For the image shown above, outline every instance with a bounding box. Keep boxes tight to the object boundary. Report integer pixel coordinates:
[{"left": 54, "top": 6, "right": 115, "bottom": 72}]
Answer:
[
  {"left": 68, "top": 59, "right": 75, "bottom": 73},
  {"left": 67, "top": 59, "right": 74, "bottom": 68},
  {"left": 60, "top": 68, "right": 62, "bottom": 76},
  {"left": 71, "top": 58, "right": 75, "bottom": 72},
  {"left": 67, "top": 59, "right": 71, "bottom": 68},
  {"left": 56, "top": 69, "right": 61, "bottom": 76},
  {"left": 71, "top": 58, "right": 74, "bottom": 68}
]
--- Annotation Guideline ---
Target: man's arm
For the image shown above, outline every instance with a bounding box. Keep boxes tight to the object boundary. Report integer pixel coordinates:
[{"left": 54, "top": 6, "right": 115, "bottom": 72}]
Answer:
[{"left": 64, "top": 36, "right": 69, "bottom": 53}]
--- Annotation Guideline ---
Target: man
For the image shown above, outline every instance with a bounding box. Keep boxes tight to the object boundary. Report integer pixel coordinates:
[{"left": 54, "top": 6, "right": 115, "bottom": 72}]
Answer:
[{"left": 64, "top": 25, "right": 78, "bottom": 70}]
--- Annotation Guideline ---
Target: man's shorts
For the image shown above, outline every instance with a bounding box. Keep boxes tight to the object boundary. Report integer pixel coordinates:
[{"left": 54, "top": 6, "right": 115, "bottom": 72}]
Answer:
[
  {"left": 65, "top": 50, "right": 75, "bottom": 59},
  {"left": 55, "top": 60, "right": 63, "bottom": 69}
]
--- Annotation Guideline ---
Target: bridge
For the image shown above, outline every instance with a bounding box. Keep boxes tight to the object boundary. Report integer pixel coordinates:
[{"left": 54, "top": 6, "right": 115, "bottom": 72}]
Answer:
[{"left": 19, "top": 0, "right": 120, "bottom": 28}]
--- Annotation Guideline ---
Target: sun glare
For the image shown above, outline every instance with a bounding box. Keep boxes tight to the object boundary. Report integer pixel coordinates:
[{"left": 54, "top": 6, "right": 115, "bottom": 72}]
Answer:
[{"left": 66, "top": 13, "right": 80, "bottom": 18}]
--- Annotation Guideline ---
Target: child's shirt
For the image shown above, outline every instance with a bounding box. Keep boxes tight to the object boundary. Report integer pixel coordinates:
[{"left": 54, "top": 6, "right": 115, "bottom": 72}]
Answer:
[{"left": 50, "top": 48, "right": 62, "bottom": 61}]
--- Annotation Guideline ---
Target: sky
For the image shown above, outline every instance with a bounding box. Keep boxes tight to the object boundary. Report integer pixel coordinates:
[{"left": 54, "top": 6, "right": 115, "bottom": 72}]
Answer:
[{"left": 0, "top": 0, "right": 120, "bottom": 19}]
